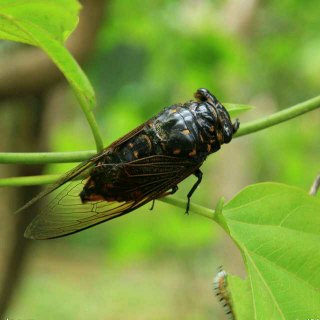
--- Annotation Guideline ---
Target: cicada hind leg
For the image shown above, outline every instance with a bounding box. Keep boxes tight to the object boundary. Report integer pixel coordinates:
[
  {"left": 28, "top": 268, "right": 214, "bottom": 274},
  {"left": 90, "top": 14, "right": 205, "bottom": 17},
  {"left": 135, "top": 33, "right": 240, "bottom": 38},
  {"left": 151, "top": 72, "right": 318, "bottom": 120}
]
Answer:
[
  {"left": 149, "top": 168, "right": 203, "bottom": 214},
  {"left": 149, "top": 186, "right": 179, "bottom": 211},
  {"left": 186, "top": 169, "right": 203, "bottom": 214}
]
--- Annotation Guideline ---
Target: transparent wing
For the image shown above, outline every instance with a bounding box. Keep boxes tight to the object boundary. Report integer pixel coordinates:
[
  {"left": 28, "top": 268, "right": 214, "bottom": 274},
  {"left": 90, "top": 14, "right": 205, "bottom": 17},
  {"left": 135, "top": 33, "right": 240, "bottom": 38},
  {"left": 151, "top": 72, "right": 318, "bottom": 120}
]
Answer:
[
  {"left": 24, "top": 155, "right": 201, "bottom": 240},
  {"left": 24, "top": 179, "right": 141, "bottom": 239},
  {"left": 15, "top": 158, "right": 98, "bottom": 214},
  {"left": 16, "top": 120, "right": 153, "bottom": 215}
]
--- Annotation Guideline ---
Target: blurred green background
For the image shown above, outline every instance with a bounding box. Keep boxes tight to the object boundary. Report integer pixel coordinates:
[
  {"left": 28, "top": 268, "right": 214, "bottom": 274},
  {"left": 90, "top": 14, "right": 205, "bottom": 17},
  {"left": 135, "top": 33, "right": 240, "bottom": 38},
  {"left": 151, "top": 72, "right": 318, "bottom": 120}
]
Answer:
[{"left": 1, "top": 0, "right": 320, "bottom": 319}]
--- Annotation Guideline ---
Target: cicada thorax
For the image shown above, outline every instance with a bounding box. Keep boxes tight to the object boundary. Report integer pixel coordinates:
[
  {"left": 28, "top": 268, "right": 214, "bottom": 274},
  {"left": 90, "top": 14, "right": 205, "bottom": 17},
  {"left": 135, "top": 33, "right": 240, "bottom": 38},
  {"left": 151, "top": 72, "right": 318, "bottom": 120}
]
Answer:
[{"left": 145, "top": 99, "right": 233, "bottom": 161}]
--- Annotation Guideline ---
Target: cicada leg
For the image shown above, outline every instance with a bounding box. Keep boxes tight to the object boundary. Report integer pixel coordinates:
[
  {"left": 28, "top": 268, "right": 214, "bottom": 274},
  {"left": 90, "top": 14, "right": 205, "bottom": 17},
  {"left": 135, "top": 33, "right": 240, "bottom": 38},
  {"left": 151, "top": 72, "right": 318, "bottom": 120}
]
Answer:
[
  {"left": 186, "top": 169, "right": 203, "bottom": 214},
  {"left": 149, "top": 186, "right": 179, "bottom": 211}
]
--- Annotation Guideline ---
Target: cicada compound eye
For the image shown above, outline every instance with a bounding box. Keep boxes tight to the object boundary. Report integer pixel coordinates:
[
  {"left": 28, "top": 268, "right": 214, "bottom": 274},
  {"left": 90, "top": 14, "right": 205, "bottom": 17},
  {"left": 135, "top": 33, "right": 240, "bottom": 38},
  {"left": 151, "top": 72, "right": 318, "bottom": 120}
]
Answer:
[{"left": 194, "top": 88, "right": 218, "bottom": 104}]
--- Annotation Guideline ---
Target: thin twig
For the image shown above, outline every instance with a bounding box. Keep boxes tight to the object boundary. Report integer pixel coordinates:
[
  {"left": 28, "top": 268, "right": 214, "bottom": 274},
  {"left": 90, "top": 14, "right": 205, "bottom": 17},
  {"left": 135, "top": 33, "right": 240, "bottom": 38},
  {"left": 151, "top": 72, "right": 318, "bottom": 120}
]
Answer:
[
  {"left": 0, "top": 151, "right": 96, "bottom": 164},
  {"left": 235, "top": 94, "right": 320, "bottom": 138}
]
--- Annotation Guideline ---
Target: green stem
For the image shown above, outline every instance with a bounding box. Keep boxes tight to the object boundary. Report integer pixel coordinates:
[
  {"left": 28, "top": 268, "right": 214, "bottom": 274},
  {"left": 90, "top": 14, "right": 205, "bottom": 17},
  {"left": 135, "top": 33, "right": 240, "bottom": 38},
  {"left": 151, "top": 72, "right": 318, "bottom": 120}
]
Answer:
[
  {"left": 158, "top": 196, "right": 215, "bottom": 220},
  {"left": 73, "top": 90, "right": 104, "bottom": 152},
  {"left": 0, "top": 94, "right": 320, "bottom": 165},
  {"left": 234, "top": 94, "right": 320, "bottom": 138},
  {"left": 0, "top": 151, "right": 96, "bottom": 164},
  {"left": 0, "top": 174, "right": 61, "bottom": 187}
]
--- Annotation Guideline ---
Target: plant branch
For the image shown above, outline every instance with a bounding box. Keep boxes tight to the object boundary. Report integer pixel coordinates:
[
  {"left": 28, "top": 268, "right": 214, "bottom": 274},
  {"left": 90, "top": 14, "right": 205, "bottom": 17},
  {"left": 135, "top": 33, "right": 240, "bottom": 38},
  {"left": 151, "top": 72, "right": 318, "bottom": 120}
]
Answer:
[
  {"left": 1, "top": 94, "right": 320, "bottom": 165},
  {"left": 158, "top": 196, "right": 215, "bottom": 220},
  {"left": 0, "top": 151, "right": 96, "bottom": 165},
  {"left": 73, "top": 90, "right": 104, "bottom": 152},
  {"left": 234, "top": 94, "right": 320, "bottom": 138},
  {"left": 0, "top": 175, "right": 61, "bottom": 187}
]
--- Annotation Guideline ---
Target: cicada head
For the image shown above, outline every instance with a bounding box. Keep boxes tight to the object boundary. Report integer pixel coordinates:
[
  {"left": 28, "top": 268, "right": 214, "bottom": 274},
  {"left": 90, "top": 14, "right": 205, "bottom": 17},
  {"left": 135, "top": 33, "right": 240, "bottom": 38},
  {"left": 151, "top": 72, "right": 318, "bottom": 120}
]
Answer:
[
  {"left": 215, "top": 105, "right": 233, "bottom": 144},
  {"left": 195, "top": 88, "right": 239, "bottom": 145},
  {"left": 216, "top": 103, "right": 241, "bottom": 144},
  {"left": 195, "top": 88, "right": 218, "bottom": 104}
]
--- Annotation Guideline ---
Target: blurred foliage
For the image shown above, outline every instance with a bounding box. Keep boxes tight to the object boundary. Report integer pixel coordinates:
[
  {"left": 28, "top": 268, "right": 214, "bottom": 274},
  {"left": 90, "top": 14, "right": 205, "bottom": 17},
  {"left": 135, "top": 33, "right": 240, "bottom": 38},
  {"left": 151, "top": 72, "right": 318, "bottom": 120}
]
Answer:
[{"left": 4, "top": 0, "right": 320, "bottom": 319}]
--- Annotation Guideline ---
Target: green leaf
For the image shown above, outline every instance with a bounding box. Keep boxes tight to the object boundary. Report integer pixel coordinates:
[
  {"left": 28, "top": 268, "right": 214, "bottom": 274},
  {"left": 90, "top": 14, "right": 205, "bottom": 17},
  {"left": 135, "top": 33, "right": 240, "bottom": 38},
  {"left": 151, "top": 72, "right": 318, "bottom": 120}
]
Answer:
[
  {"left": 224, "top": 103, "right": 254, "bottom": 118},
  {"left": 0, "top": 0, "right": 94, "bottom": 104},
  {"left": 0, "top": 0, "right": 103, "bottom": 151},
  {"left": 0, "top": 0, "right": 80, "bottom": 44},
  {"left": 227, "top": 275, "right": 253, "bottom": 318},
  {"left": 218, "top": 183, "right": 320, "bottom": 319}
]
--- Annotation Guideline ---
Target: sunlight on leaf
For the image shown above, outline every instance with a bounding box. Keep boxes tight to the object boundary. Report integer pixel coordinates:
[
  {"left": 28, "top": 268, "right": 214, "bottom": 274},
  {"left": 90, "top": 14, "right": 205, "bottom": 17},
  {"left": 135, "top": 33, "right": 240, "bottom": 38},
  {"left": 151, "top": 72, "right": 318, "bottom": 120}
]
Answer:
[{"left": 217, "top": 183, "right": 320, "bottom": 319}]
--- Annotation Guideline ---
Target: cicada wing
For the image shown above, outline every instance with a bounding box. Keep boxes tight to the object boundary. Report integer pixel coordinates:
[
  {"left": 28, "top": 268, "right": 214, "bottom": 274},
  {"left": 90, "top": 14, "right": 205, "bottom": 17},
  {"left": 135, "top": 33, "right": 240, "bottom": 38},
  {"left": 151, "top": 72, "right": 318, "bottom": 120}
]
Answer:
[
  {"left": 14, "top": 156, "right": 102, "bottom": 214},
  {"left": 24, "top": 179, "right": 140, "bottom": 239},
  {"left": 24, "top": 155, "right": 201, "bottom": 240},
  {"left": 24, "top": 178, "right": 161, "bottom": 240},
  {"left": 16, "top": 119, "right": 155, "bottom": 216}
]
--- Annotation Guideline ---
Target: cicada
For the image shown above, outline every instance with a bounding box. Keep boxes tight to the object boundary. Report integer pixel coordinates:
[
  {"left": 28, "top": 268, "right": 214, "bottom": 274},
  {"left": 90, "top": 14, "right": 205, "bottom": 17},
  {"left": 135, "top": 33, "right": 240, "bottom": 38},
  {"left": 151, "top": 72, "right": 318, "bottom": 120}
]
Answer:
[{"left": 19, "top": 88, "right": 239, "bottom": 239}]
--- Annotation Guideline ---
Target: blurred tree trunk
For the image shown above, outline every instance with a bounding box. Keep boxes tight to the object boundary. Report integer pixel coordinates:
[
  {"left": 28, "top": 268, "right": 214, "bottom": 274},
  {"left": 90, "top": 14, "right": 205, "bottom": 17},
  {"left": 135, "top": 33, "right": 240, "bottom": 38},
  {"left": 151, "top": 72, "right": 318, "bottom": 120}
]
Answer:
[
  {"left": 0, "top": 97, "right": 47, "bottom": 316},
  {"left": 223, "top": 0, "right": 259, "bottom": 36},
  {"left": 0, "top": 0, "right": 107, "bottom": 316}
]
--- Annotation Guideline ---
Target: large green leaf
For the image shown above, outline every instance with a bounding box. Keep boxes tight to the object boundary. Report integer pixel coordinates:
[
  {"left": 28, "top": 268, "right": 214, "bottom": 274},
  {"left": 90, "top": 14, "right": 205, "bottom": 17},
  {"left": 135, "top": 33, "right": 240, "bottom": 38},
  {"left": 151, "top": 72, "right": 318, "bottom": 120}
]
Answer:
[
  {"left": 217, "top": 183, "right": 320, "bottom": 319},
  {"left": 0, "top": 0, "right": 102, "bottom": 150}
]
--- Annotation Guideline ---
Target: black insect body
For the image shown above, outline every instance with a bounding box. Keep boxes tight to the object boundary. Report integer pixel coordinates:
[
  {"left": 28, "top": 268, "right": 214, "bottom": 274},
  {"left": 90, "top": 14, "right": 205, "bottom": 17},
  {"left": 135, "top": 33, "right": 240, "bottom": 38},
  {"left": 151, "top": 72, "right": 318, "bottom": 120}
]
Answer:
[{"left": 19, "top": 89, "right": 239, "bottom": 239}]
